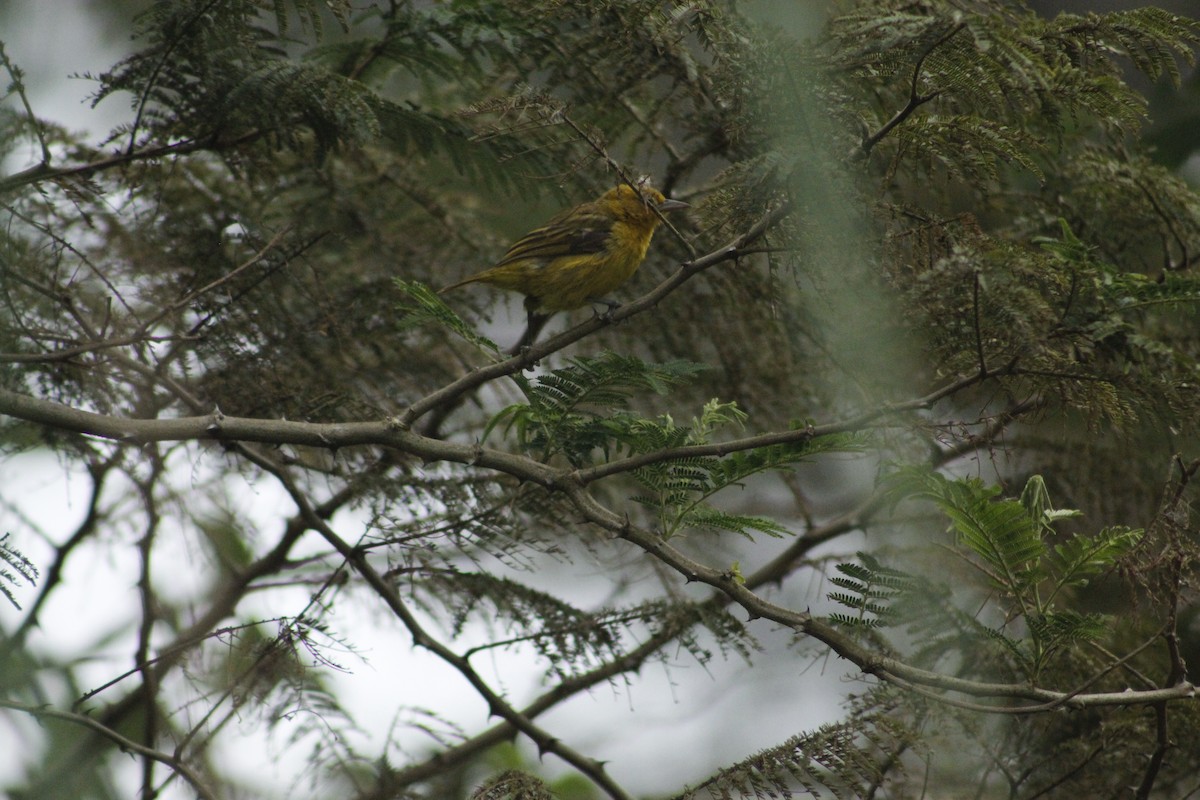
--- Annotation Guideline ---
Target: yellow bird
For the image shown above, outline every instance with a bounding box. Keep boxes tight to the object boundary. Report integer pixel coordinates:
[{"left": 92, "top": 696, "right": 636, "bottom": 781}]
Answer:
[{"left": 440, "top": 183, "right": 687, "bottom": 352}]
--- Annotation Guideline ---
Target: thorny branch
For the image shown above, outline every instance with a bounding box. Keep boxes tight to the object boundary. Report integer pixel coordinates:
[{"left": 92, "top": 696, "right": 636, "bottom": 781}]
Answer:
[
  {"left": 0, "top": 698, "right": 220, "bottom": 800},
  {"left": 0, "top": 377, "right": 1192, "bottom": 718},
  {"left": 257, "top": 458, "right": 637, "bottom": 800}
]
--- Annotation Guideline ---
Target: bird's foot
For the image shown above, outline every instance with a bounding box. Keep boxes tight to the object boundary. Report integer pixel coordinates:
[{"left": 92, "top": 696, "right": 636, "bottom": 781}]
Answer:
[
  {"left": 589, "top": 297, "right": 622, "bottom": 321},
  {"left": 505, "top": 342, "right": 541, "bottom": 369}
]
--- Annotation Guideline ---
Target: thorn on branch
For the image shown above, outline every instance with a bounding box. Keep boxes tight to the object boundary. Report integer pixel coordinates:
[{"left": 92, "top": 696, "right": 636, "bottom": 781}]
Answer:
[
  {"left": 535, "top": 736, "right": 561, "bottom": 759},
  {"left": 205, "top": 406, "right": 225, "bottom": 435}
]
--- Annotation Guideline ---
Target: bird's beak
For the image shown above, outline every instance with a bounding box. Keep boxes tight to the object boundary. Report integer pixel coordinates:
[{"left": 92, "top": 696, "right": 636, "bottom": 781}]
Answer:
[{"left": 655, "top": 198, "right": 689, "bottom": 212}]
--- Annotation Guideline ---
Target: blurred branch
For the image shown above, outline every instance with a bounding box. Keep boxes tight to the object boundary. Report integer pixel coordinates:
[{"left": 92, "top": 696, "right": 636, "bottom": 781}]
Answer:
[
  {"left": 0, "top": 130, "right": 261, "bottom": 194},
  {"left": 3, "top": 456, "right": 117, "bottom": 652},
  {"left": 0, "top": 698, "right": 219, "bottom": 800},
  {"left": 0, "top": 42, "right": 51, "bottom": 167}
]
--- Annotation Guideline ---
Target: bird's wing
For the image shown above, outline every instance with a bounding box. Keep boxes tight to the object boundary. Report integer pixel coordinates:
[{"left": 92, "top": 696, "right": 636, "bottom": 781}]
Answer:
[{"left": 494, "top": 207, "right": 614, "bottom": 267}]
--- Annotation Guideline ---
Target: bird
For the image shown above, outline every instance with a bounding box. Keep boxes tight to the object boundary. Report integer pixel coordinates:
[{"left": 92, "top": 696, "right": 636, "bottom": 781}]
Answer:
[{"left": 439, "top": 183, "right": 688, "bottom": 353}]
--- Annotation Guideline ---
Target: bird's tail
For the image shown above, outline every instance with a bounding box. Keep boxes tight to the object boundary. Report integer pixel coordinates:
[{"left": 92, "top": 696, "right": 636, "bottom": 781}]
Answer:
[{"left": 437, "top": 275, "right": 478, "bottom": 295}]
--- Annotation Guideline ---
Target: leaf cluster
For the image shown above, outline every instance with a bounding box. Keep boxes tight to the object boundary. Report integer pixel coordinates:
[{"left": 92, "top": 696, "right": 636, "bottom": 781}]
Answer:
[
  {"left": 489, "top": 352, "right": 707, "bottom": 465},
  {"left": 892, "top": 213, "right": 1200, "bottom": 428},
  {"left": 412, "top": 568, "right": 631, "bottom": 680},
  {"left": 877, "top": 468, "right": 1142, "bottom": 679},
  {"left": 672, "top": 694, "right": 918, "bottom": 800},
  {"left": 829, "top": 4, "right": 1199, "bottom": 181},
  {"left": 627, "top": 409, "right": 866, "bottom": 540},
  {"left": 827, "top": 552, "right": 919, "bottom": 631}
]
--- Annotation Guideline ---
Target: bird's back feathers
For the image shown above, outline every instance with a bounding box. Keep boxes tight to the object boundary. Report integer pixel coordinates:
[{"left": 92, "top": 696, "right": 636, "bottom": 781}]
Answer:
[{"left": 439, "top": 183, "right": 685, "bottom": 324}]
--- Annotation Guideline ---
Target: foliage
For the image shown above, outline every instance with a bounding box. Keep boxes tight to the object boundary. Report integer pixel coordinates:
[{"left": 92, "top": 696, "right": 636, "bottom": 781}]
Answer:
[
  {"left": 1, "top": 1, "right": 1200, "bottom": 799},
  {"left": 624, "top": 411, "right": 867, "bottom": 540},
  {"left": 0, "top": 534, "right": 38, "bottom": 610},
  {"left": 396, "top": 278, "right": 501, "bottom": 353},
  {"left": 489, "top": 351, "right": 708, "bottom": 463},
  {"left": 843, "top": 471, "right": 1145, "bottom": 679},
  {"left": 671, "top": 695, "right": 917, "bottom": 799},
  {"left": 827, "top": 551, "right": 919, "bottom": 631}
]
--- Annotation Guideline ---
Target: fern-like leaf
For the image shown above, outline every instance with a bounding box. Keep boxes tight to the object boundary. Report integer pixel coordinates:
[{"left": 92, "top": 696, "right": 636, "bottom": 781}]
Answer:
[
  {"left": 1050, "top": 8, "right": 1200, "bottom": 86},
  {"left": 634, "top": 427, "right": 868, "bottom": 539},
  {"left": 488, "top": 353, "right": 706, "bottom": 463},
  {"left": 890, "top": 468, "right": 1045, "bottom": 594},
  {"left": 394, "top": 278, "right": 500, "bottom": 353},
  {"left": 828, "top": 553, "right": 918, "bottom": 630},
  {"left": 1049, "top": 526, "right": 1143, "bottom": 592},
  {"left": 672, "top": 706, "right": 914, "bottom": 800},
  {"left": 1026, "top": 611, "right": 1109, "bottom": 655}
]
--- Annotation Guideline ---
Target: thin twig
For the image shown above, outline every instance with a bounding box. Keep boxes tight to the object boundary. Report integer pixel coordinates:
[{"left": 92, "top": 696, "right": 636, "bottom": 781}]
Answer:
[
  {"left": 0, "top": 129, "right": 261, "bottom": 193},
  {"left": 575, "top": 364, "right": 1013, "bottom": 484},
  {"left": 0, "top": 42, "right": 52, "bottom": 167},
  {"left": 558, "top": 112, "right": 696, "bottom": 258},
  {"left": 266, "top": 466, "right": 637, "bottom": 800}
]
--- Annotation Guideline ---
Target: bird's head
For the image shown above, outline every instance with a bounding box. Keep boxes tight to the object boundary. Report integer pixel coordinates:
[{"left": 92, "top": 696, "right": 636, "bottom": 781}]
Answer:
[{"left": 600, "top": 184, "right": 689, "bottom": 224}]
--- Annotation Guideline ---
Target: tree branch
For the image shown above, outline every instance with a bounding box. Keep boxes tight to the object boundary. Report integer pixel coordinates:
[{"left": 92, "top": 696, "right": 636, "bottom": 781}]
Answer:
[
  {"left": 853, "top": 23, "right": 962, "bottom": 159},
  {"left": 0, "top": 130, "right": 261, "bottom": 194},
  {"left": 0, "top": 698, "right": 220, "bottom": 800},
  {"left": 574, "top": 364, "right": 1012, "bottom": 484},
  {"left": 266, "top": 466, "right": 637, "bottom": 800},
  {"left": 557, "top": 479, "right": 1198, "bottom": 710}
]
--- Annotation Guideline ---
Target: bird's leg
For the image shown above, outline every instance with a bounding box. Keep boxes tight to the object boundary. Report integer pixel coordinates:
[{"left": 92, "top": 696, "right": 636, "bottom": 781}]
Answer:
[{"left": 506, "top": 297, "right": 553, "bottom": 357}]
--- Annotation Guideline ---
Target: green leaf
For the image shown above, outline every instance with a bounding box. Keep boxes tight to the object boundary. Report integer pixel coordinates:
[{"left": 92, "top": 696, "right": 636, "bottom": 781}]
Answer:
[
  {"left": 1049, "top": 526, "right": 1143, "bottom": 590},
  {"left": 684, "top": 506, "right": 792, "bottom": 540},
  {"left": 827, "top": 553, "right": 917, "bottom": 630},
  {"left": 492, "top": 353, "right": 706, "bottom": 463},
  {"left": 394, "top": 278, "right": 500, "bottom": 353},
  {"left": 889, "top": 468, "right": 1045, "bottom": 592},
  {"left": 636, "top": 431, "right": 868, "bottom": 538},
  {"left": 1027, "top": 611, "right": 1109, "bottom": 653}
]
